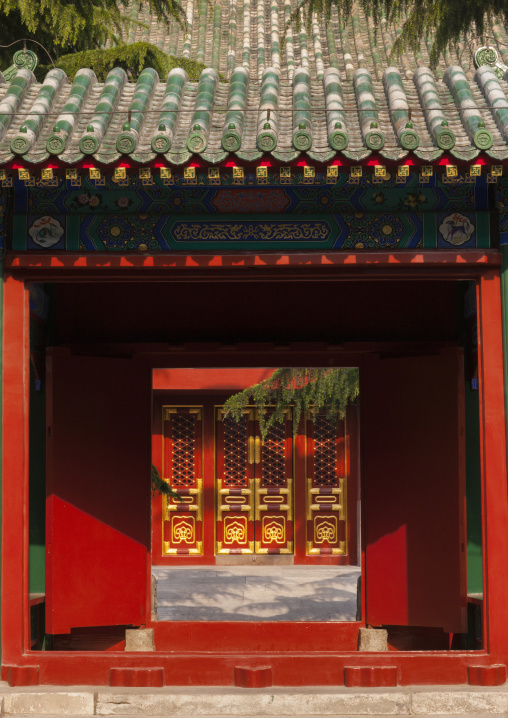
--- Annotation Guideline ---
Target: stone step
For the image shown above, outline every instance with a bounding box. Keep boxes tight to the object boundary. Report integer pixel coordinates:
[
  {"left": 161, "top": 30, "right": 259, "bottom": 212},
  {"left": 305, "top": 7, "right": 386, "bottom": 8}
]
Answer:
[{"left": 2, "top": 687, "right": 508, "bottom": 716}]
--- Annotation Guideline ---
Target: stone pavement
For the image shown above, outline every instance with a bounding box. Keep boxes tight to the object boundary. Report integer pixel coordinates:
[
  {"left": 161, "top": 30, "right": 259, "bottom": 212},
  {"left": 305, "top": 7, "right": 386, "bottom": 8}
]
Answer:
[
  {"left": 152, "top": 565, "right": 361, "bottom": 622},
  {"left": 2, "top": 685, "right": 508, "bottom": 716}
]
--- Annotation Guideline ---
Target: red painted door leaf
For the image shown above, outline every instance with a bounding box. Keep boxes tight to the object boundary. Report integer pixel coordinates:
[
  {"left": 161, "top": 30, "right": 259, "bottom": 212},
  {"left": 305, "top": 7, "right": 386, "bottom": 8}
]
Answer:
[
  {"left": 364, "top": 349, "right": 467, "bottom": 633},
  {"left": 46, "top": 349, "right": 150, "bottom": 634}
]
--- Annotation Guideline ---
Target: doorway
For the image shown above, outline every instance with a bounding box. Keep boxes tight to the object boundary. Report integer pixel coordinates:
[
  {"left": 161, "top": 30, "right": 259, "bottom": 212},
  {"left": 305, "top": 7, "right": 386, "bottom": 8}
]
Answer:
[
  {"left": 151, "top": 368, "right": 361, "bottom": 622},
  {"left": 26, "top": 276, "right": 481, "bottom": 653},
  {"left": 151, "top": 369, "right": 359, "bottom": 565}
]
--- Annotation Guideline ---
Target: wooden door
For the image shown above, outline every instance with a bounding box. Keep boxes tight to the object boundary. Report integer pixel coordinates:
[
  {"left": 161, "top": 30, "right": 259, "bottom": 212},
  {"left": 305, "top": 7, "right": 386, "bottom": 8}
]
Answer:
[
  {"left": 305, "top": 412, "right": 348, "bottom": 557},
  {"left": 161, "top": 406, "right": 204, "bottom": 555},
  {"left": 216, "top": 407, "right": 256, "bottom": 553},
  {"left": 215, "top": 407, "right": 294, "bottom": 555},
  {"left": 255, "top": 410, "right": 294, "bottom": 554},
  {"left": 364, "top": 349, "right": 467, "bottom": 633},
  {"left": 46, "top": 348, "right": 150, "bottom": 634}
]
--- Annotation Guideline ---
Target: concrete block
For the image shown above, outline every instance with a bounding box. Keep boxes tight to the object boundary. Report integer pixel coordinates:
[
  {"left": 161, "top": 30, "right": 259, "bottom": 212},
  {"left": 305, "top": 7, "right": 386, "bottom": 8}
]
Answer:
[
  {"left": 151, "top": 575, "right": 158, "bottom": 621},
  {"left": 468, "top": 664, "right": 507, "bottom": 686},
  {"left": 4, "top": 691, "right": 94, "bottom": 715},
  {"left": 411, "top": 690, "right": 508, "bottom": 714},
  {"left": 358, "top": 627, "right": 388, "bottom": 651},
  {"left": 234, "top": 666, "right": 272, "bottom": 687},
  {"left": 95, "top": 691, "right": 411, "bottom": 715},
  {"left": 125, "top": 628, "right": 155, "bottom": 652}
]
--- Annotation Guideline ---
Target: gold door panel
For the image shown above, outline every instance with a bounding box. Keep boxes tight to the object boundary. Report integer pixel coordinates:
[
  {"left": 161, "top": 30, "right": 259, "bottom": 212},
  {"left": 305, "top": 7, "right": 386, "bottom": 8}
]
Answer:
[
  {"left": 255, "top": 410, "right": 293, "bottom": 554},
  {"left": 216, "top": 407, "right": 255, "bottom": 554},
  {"left": 306, "top": 413, "right": 347, "bottom": 556},
  {"left": 216, "top": 407, "right": 294, "bottom": 555},
  {"left": 162, "top": 406, "right": 204, "bottom": 555}
]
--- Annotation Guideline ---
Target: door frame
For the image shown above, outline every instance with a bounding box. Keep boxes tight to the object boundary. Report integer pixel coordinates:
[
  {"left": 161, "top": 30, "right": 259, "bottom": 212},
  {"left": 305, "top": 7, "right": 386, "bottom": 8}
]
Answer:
[{"left": 2, "top": 250, "right": 507, "bottom": 686}]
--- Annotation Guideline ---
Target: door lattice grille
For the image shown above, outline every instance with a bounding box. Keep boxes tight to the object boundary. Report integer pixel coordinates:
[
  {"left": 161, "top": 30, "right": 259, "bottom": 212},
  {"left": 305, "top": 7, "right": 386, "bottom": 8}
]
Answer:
[
  {"left": 314, "top": 415, "right": 338, "bottom": 486},
  {"left": 172, "top": 413, "right": 195, "bottom": 487},
  {"left": 223, "top": 415, "right": 247, "bottom": 486},
  {"left": 261, "top": 422, "right": 286, "bottom": 486}
]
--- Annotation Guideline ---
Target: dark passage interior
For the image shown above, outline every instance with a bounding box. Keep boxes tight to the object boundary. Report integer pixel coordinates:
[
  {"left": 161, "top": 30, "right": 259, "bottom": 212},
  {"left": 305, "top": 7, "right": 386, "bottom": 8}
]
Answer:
[{"left": 27, "top": 277, "right": 482, "bottom": 651}]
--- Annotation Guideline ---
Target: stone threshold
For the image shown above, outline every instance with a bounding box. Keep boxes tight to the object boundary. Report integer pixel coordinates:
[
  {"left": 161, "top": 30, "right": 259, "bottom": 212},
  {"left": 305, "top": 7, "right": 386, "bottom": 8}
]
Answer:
[{"left": 1, "top": 685, "right": 508, "bottom": 716}]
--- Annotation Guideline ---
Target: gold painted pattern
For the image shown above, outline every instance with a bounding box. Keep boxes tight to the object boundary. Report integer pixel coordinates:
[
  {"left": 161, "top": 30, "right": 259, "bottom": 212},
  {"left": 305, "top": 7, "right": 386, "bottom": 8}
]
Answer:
[
  {"left": 162, "top": 406, "right": 204, "bottom": 556},
  {"left": 306, "top": 411, "right": 348, "bottom": 556},
  {"left": 173, "top": 221, "right": 331, "bottom": 243}
]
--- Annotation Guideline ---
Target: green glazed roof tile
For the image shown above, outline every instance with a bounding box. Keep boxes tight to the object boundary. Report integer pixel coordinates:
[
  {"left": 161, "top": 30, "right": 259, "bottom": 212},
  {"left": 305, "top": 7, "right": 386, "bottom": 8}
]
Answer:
[
  {"left": 116, "top": 67, "right": 158, "bottom": 154},
  {"left": 1, "top": 1, "right": 508, "bottom": 165},
  {"left": 47, "top": 69, "right": 97, "bottom": 155},
  {"left": 152, "top": 68, "right": 188, "bottom": 154},
  {"left": 475, "top": 65, "right": 508, "bottom": 144},
  {"left": 0, "top": 68, "right": 34, "bottom": 144},
  {"left": 383, "top": 67, "right": 419, "bottom": 150},
  {"left": 444, "top": 65, "right": 494, "bottom": 150},
  {"left": 293, "top": 66, "right": 312, "bottom": 151},
  {"left": 10, "top": 68, "right": 67, "bottom": 156},
  {"left": 354, "top": 67, "right": 385, "bottom": 150}
]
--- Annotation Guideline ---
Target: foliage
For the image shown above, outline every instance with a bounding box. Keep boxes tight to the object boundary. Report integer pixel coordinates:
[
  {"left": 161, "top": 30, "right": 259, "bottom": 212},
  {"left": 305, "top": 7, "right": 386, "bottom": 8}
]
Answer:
[
  {"left": 223, "top": 368, "right": 359, "bottom": 442},
  {"left": 287, "top": 0, "right": 506, "bottom": 68},
  {"left": 36, "top": 43, "right": 208, "bottom": 82},
  {"left": 0, "top": 0, "right": 183, "bottom": 68},
  {"left": 152, "top": 464, "right": 183, "bottom": 502}
]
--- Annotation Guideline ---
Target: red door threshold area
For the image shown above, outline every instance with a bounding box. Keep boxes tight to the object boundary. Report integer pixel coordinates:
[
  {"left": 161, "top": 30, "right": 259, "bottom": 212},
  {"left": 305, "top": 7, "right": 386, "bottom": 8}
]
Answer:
[{"left": 1, "top": 647, "right": 505, "bottom": 688}]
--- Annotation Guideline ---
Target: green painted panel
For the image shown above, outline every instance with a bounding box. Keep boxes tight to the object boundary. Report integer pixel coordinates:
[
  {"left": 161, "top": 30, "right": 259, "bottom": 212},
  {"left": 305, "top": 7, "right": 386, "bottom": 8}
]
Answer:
[
  {"left": 476, "top": 211, "right": 490, "bottom": 248},
  {"left": 465, "top": 382, "right": 483, "bottom": 594},
  {"left": 29, "top": 348, "right": 46, "bottom": 594},
  {"left": 12, "top": 215, "right": 27, "bottom": 251},
  {"left": 423, "top": 212, "right": 437, "bottom": 248}
]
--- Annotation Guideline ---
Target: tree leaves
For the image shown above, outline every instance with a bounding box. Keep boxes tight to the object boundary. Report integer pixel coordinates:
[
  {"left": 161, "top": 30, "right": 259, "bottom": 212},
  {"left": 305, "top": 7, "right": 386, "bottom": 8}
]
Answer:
[
  {"left": 223, "top": 368, "right": 359, "bottom": 441},
  {"left": 0, "top": 0, "right": 184, "bottom": 67},
  {"left": 152, "top": 464, "right": 183, "bottom": 502},
  {"left": 286, "top": 0, "right": 506, "bottom": 68},
  {"left": 36, "top": 42, "right": 208, "bottom": 81}
]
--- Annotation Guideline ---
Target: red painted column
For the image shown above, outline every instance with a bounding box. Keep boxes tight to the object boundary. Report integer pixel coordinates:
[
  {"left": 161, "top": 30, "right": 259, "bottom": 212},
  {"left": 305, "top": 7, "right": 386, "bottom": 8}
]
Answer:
[
  {"left": 477, "top": 270, "right": 508, "bottom": 663},
  {"left": 1, "top": 275, "right": 29, "bottom": 671}
]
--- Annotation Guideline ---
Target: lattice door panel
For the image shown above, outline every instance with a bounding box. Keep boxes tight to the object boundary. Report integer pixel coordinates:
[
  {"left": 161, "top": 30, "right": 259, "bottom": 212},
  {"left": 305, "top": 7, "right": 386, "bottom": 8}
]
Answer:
[
  {"left": 215, "top": 408, "right": 255, "bottom": 554},
  {"left": 306, "top": 413, "right": 347, "bottom": 556},
  {"left": 255, "top": 410, "right": 294, "bottom": 554},
  {"left": 162, "top": 406, "right": 203, "bottom": 555}
]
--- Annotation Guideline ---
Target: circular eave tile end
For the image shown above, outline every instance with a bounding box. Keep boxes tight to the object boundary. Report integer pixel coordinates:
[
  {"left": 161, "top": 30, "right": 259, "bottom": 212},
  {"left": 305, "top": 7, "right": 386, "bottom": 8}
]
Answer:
[
  {"left": 116, "top": 132, "right": 137, "bottom": 155},
  {"left": 400, "top": 129, "right": 419, "bottom": 151},
  {"left": 10, "top": 136, "right": 30, "bottom": 155},
  {"left": 151, "top": 134, "right": 172, "bottom": 154},
  {"left": 330, "top": 130, "right": 348, "bottom": 151},
  {"left": 79, "top": 136, "right": 99, "bottom": 155},
  {"left": 46, "top": 135, "right": 66, "bottom": 155},
  {"left": 474, "top": 129, "right": 494, "bottom": 150},
  {"left": 257, "top": 132, "right": 277, "bottom": 152},
  {"left": 293, "top": 130, "right": 312, "bottom": 151},
  {"left": 187, "top": 131, "right": 207, "bottom": 153},
  {"left": 222, "top": 130, "right": 242, "bottom": 152},
  {"left": 436, "top": 130, "right": 456, "bottom": 151},
  {"left": 365, "top": 130, "right": 385, "bottom": 151}
]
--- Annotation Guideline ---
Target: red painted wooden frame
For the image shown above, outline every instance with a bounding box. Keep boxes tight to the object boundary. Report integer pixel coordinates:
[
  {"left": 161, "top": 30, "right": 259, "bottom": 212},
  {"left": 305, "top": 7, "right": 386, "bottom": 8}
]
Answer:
[{"left": 2, "top": 250, "right": 507, "bottom": 687}]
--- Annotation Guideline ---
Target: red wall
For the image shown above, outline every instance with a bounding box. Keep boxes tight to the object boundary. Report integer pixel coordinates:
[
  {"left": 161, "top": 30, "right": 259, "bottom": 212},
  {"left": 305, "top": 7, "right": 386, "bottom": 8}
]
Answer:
[{"left": 153, "top": 368, "right": 275, "bottom": 390}]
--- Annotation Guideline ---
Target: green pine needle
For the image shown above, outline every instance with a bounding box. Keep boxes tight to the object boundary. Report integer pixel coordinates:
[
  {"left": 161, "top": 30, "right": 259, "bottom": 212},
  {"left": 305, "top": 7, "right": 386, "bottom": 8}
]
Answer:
[
  {"left": 151, "top": 464, "right": 183, "bottom": 502},
  {"left": 223, "top": 368, "right": 359, "bottom": 442}
]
